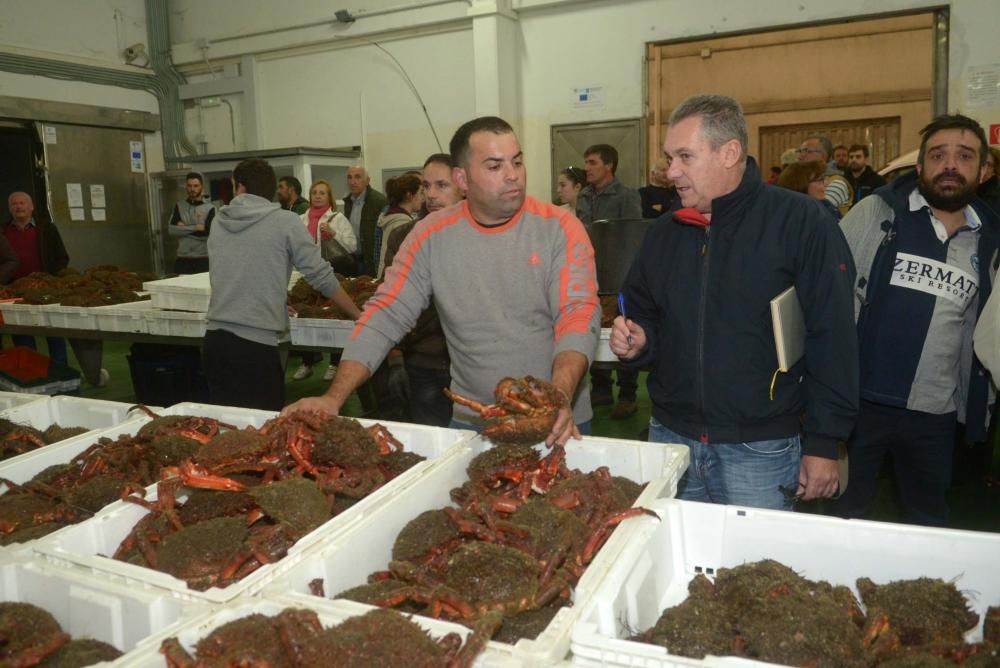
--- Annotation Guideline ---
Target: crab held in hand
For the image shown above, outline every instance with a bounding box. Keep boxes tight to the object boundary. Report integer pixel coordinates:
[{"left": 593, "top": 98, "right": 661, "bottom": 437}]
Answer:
[{"left": 444, "top": 376, "right": 568, "bottom": 445}]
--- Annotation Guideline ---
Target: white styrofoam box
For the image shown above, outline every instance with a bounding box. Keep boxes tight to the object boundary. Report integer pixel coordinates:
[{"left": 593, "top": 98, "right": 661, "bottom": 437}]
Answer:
[
  {"left": 571, "top": 498, "right": 1000, "bottom": 668},
  {"left": 289, "top": 316, "right": 354, "bottom": 348},
  {"left": 37, "top": 304, "right": 99, "bottom": 330},
  {"left": 0, "top": 558, "right": 198, "bottom": 660},
  {"left": 144, "top": 309, "right": 207, "bottom": 338},
  {"left": 0, "top": 395, "right": 138, "bottom": 434},
  {"left": 0, "top": 390, "right": 45, "bottom": 411},
  {"left": 0, "top": 301, "right": 44, "bottom": 326},
  {"left": 119, "top": 596, "right": 517, "bottom": 668},
  {"left": 92, "top": 300, "right": 154, "bottom": 334},
  {"left": 595, "top": 328, "right": 615, "bottom": 362},
  {"left": 34, "top": 411, "right": 474, "bottom": 603},
  {"left": 273, "top": 435, "right": 690, "bottom": 667},
  {"left": 143, "top": 272, "right": 211, "bottom": 312},
  {"left": 0, "top": 396, "right": 141, "bottom": 466}
]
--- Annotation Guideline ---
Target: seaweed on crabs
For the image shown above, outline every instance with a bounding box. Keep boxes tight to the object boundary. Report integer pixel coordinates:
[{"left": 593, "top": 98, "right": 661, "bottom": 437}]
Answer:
[
  {"left": 0, "top": 601, "right": 70, "bottom": 666},
  {"left": 37, "top": 637, "right": 122, "bottom": 667}
]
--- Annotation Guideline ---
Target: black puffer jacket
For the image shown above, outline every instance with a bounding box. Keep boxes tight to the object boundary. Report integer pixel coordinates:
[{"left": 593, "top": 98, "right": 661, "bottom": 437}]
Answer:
[{"left": 621, "top": 159, "right": 858, "bottom": 458}]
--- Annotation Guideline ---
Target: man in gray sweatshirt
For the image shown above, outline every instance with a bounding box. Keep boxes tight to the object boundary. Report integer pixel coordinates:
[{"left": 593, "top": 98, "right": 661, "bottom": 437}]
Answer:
[
  {"left": 203, "top": 158, "right": 361, "bottom": 410},
  {"left": 285, "top": 117, "right": 601, "bottom": 446}
]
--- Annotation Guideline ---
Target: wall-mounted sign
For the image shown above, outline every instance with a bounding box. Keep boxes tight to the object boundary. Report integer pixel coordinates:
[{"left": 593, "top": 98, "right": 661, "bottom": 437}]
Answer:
[
  {"left": 44, "top": 126, "right": 57, "bottom": 144},
  {"left": 129, "top": 140, "right": 145, "bottom": 173},
  {"left": 967, "top": 63, "right": 1000, "bottom": 110},
  {"left": 573, "top": 85, "right": 605, "bottom": 109}
]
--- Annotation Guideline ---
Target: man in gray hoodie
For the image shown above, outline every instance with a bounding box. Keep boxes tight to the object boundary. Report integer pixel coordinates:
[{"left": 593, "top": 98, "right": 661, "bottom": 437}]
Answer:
[{"left": 203, "top": 158, "right": 361, "bottom": 410}]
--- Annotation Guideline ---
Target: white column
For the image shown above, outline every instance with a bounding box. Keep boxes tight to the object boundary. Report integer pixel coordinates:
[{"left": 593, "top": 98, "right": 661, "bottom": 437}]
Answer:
[{"left": 468, "top": 0, "right": 520, "bottom": 124}]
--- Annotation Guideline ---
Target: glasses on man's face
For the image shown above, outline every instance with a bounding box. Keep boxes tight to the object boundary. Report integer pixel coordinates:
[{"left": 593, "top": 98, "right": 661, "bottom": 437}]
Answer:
[
  {"left": 798, "top": 147, "right": 822, "bottom": 155},
  {"left": 810, "top": 176, "right": 825, "bottom": 183}
]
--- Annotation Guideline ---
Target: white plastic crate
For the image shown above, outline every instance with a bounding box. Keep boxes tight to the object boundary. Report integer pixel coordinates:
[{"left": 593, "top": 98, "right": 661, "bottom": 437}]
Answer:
[
  {"left": 0, "top": 396, "right": 140, "bottom": 464},
  {"left": 0, "top": 395, "right": 137, "bottom": 433},
  {"left": 0, "top": 390, "right": 45, "bottom": 411},
  {"left": 289, "top": 316, "right": 355, "bottom": 348},
  {"left": 595, "top": 328, "right": 615, "bottom": 362},
  {"left": 38, "top": 304, "right": 99, "bottom": 330},
  {"left": 119, "top": 595, "right": 518, "bottom": 668},
  {"left": 143, "top": 273, "right": 211, "bottom": 312},
  {"left": 0, "top": 301, "right": 44, "bottom": 326},
  {"left": 34, "top": 411, "right": 474, "bottom": 603},
  {"left": 92, "top": 300, "right": 154, "bottom": 333},
  {"left": 144, "top": 309, "right": 207, "bottom": 338},
  {"left": 571, "top": 498, "right": 1000, "bottom": 668},
  {"left": 0, "top": 557, "right": 196, "bottom": 660},
  {"left": 272, "top": 435, "right": 690, "bottom": 667}
]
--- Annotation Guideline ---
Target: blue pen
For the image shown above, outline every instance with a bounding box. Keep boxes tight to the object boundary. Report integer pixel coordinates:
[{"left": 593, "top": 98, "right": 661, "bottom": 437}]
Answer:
[{"left": 617, "top": 292, "right": 633, "bottom": 345}]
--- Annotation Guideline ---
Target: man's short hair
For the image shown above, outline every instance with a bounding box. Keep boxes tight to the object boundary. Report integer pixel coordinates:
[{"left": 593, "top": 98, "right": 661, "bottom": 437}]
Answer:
[
  {"left": 233, "top": 158, "right": 277, "bottom": 199},
  {"left": 669, "top": 94, "right": 748, "bottom": 164},
  {"left": 833, "top": 144, "right": 848, "bottom": 153},
  {"left": 917, "top": 114, "right": 989, "bottom": 167},
  {"left": 804, "top": 135, "right": 833, "bottom": 160},
  {"left": 278, "top": 176, "right": 303, "bottom": 196},
  {"left": 584, "top": 144, "right": 619, "bottom": 174},
  {"left": 449, "top": 116, "right": 514, "bottom": 167},
  {"left": 423, "top": 153, "right": 455, "bottom": 169},
  {"left": 185, "top": 172, "right": 204, "bottom": 184},
  {"left": 848, "top": 144, "right": 869, "bottom": 158}
]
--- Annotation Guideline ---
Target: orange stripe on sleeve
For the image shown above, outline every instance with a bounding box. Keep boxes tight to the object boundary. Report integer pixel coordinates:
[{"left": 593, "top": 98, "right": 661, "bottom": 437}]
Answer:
[
  {"left": 554, "top": 211, "right": 599, "bottom": 341},
  {"left": 351, "top": 207, "right": 466, "bottom": 339}
]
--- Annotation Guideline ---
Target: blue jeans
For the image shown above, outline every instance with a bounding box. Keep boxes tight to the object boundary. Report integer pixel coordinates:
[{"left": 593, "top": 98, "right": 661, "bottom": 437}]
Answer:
[
  {"left": 449, "top": 418, "right": 591, "bottom": 438},
  {"left": 648, "top": 417, "right": 800, "bottom": 510}
]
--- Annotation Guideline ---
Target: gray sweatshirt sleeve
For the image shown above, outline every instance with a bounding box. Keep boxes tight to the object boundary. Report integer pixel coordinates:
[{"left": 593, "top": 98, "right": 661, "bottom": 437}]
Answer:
[
  {"left": 341, "top": 220, "right": 435, "bottom": 372},
  {"left": 287, "top": 217, "right": 341, "bottom": 299}
]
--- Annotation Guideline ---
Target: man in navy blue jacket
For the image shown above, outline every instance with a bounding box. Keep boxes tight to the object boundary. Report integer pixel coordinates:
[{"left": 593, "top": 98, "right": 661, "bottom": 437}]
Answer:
[
  {"left": 610, "top": 94, "right": 858, "bottom": 510},
  {"left": 833, "top": 115, "right": 999, "bottom": 527}
]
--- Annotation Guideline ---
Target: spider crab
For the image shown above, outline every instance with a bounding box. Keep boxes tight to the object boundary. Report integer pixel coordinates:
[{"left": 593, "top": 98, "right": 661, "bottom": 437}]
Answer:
[{"left": 444, "top": 376, "right": 569, "bottom": 445}]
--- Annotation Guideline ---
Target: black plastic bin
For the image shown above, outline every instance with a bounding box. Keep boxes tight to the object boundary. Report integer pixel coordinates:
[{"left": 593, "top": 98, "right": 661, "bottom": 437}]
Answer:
[{"left": 127, "top": 343, "right": 208, "bottom": 407}]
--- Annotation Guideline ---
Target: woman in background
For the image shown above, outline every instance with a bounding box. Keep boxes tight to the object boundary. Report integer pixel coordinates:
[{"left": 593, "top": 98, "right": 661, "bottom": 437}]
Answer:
[
  {"left": 778, "top": 160, "right": 840, "bottom": 220},
  {"left": 291, "top": 179, "right": 357, "bottom": 382},
  {"left": 556, "top": 166, "right": 586, "bottom": 213},
  {"left": 374, "top": 174, "right": 424, "bottom": 278}
]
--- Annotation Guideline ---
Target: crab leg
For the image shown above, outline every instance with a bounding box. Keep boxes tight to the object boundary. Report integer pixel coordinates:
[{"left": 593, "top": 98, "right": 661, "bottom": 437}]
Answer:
[{"left": 176, "top": 461, "right": 248, "bottom": 492}]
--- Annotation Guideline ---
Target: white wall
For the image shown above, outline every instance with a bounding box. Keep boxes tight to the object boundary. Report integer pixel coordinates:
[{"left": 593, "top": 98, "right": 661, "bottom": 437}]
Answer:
[
  {"left": 163, "top": 0, "right": 1000, "bottom": 200},
  {"left": 516, "top": 0, "right": 1000, "bottom": 197},
  {"left": 0, "top": 0, "right": 162, "bottom": 168}
]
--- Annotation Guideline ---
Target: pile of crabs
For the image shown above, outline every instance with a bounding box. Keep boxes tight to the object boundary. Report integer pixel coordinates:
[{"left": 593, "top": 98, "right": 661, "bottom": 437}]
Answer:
[
  {"left": 295, "top": 377, "right": 656, "bottom": 645},
  {"left": 0, "top": 265, "right": 155, "bottom": 306},
  {"left": 0, "top": 410, "right": 220, "bottom": 546},
  {"left": 636, "top": 559, "right": 1000, "bottom": 667},
  {"left": 109, "top": 410, "right": 417, "bottom": 591},
  {"left": 0, "top": 408, "right": 417, "bottom": 593},
  {"left": 160, "top": 607, "right": 498, "bottom": 668},
  {"left": 288, "top": 275, "right": 380, "bottom": 319},
  {"left": 0, "top": 417, "right": 88, "bottom": 462},
  {"left": 0, "top": 601, "right": 123, "bottom": 667}
]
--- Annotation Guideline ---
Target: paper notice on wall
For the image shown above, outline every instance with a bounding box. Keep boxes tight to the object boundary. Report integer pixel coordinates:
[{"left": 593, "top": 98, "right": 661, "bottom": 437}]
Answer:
[
  {"left": 967, "top": 63, "right": 1000, "bottom": 110},
  {"left": 66, "top": 183, "right": 84, "bottom": 207},
  {"left": 129, "top": 140, "right": 145, "bottom": 173},
  {"left": 69, "top": 208, "right": 85, "bottom": 221},
  {"left": 573, "top": 85, "right": 605, "bottom": 109},
  {"left": 89, "top": 184, "right": 106, "bottom": 208},
  {"left": 91, "top": 208, "right": 106, "bottom": 221},
  {"left": 44, "top": 126, "right": 57, "bottom": 144}
]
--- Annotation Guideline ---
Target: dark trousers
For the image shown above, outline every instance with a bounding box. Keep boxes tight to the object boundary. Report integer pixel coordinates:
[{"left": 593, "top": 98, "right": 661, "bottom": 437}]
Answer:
[
  {"left": 591, "top": 364, "right": 638, "bottom": 400},
  {"left": 12, "top": 335, "right": 68, "bottom": 366},
  {"left": 174, "top": 257, "right": 209, "bottom": 274},
  {"left": 406, "top": 364, "right": 452, "bottom": 427},
  {"left": 833, "top": 400, "right": 956, "bottom": 527},
  {"left": 203, "top": 329, "right": 284, "bottom": 411}
]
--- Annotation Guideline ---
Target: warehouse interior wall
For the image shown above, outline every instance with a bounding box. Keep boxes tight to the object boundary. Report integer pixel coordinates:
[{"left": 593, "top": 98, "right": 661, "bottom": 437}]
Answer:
[{"left": 0, "top": 0, "right": 997, "bottom": 203}]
